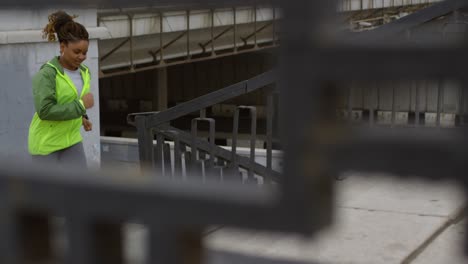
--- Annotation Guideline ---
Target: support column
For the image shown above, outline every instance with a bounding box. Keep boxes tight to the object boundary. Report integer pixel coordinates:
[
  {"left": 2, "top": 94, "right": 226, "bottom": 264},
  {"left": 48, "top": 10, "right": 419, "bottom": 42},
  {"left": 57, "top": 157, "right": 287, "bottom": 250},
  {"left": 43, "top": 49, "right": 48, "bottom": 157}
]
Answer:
[{"left": 156, "top": 67, "right": 168, "bottom": 111}]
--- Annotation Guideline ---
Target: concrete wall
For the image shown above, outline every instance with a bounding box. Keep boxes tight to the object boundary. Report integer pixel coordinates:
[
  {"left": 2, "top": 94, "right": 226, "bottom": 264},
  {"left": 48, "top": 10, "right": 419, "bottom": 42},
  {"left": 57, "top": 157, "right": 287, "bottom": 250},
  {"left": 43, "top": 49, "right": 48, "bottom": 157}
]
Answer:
[{"left": 0, "top": 8, "right": 105, "bottom": 167}]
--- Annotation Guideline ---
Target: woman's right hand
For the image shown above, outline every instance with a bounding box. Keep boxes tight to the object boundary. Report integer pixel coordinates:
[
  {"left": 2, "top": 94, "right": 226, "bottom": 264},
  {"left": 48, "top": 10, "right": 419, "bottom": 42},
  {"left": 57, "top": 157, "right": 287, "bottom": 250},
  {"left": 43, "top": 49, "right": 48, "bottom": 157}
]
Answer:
[{"left": 82, "top": 93, "right": 94, "bottom": 109}]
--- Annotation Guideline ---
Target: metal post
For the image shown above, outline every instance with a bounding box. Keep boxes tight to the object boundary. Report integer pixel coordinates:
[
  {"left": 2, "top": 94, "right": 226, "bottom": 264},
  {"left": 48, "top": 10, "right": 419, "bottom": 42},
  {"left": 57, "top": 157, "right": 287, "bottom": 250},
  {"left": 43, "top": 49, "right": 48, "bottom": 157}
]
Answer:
[
  {"left": 347, "top": 85, "right": 352, "bottom": 122},
  {"left": 156, "top": 133, "right": 165, "bottom": 177},
  {"left": 93, "top": 222, "right": 124, "bottom": 264},
  {"left": 369, "top": 84, "right": 374, "bottom": 126},
  {"left": 459, "top": 85, "right": 465, "bottom": 126},
  {"left": 211, "top": 9, "right": 215, "bottom": 56},
  {"left": 173, "top": 135, "right": 182, "bottom": 178},
  {"left": 391, "top": 82, "right": 396, "bottom": 127},
  {"left": 437, "top": 79, "right": 444, "bottom": 127},
  {"left": 254, "top": 5, "right": 258, "bottom": 47},
  {"left": 129, "top": 14, "right": 135, "bottom": 71},
  {"left": 190, "top": 120, "right": 199, "bottom": 176},
  {"left": 158, "top": 130, "right": 182, "bottom": 178},
  {"left": 191, "top": 118, "right": 216, "bottom": 180},
  {"left": 230, "top": 109, "right": 240, "bottom": 176},
  {"left": 233, "top": 7, "right": 237, "bottom": 52},
  {"left": 266, "top": 92, "right": 274, "bottom": 183},
  {"left": 272, "top": 5, "right": 276, "bottom": 45},
  {"left": 377, "top": 82, "right": 381, "bottom": 124},
  {"left": 158, "top": 67, "right": 168, "bottom": 111},
  {"left": 187, "top": 10, "right": 190, "bottom": 60},
  {"left": 65, "top": 214, "right": 93, "bottom": 264},
  {"left": 207, "top": 120, "right": 215, "bottom": 170},
  {"left": 136, "top": 116, "right": 154, "bottom": 171},
  {"left": 237, "top": 106, "right": 257, "bottom": 182},
  {"left": 409, "top": 80, "right": 412, "bottom": 126},
  {"left": 147, "top": 228, "right": 182, "bottom": 264},
  {"left": 18, "top": 212, "right": 52, "bottom": 263},
  {"left": 415, "top": 81, "right": 420, "bottom": 126},
  {"left": 160, "top": 12, "right": 164, "bottom": 64},
  {"left": 0, "top": 196, "right": 18, "bottom": 264}
]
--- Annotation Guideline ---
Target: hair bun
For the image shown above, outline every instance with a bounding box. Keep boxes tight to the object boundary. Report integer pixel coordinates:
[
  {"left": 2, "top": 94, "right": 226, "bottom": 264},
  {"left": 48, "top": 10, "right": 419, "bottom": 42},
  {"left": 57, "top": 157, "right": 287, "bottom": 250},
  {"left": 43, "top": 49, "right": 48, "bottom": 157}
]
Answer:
[{"left": 42, "top": 11, "right": 78, "bottom": 42}]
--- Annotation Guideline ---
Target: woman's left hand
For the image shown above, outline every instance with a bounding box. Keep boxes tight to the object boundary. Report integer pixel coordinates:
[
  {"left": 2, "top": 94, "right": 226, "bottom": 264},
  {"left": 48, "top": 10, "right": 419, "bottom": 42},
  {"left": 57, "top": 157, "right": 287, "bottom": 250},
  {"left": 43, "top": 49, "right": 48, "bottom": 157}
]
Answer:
[{"left": 82, "top": 117, "right": 92, "bottom": 132}]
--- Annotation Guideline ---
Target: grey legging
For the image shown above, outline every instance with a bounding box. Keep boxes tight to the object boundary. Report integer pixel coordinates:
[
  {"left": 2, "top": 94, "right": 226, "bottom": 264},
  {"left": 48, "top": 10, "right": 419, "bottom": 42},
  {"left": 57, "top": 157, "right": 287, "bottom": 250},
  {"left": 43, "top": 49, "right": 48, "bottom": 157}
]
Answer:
[{"left": 31, "top": 142, "right": 87, "bottom": 167}]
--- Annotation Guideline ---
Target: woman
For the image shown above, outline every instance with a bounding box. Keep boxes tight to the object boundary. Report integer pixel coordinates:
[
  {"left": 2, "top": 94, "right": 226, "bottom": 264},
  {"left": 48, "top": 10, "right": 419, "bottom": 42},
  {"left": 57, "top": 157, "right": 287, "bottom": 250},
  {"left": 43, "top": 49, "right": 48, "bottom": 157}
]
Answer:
[{"left": 29, "top": 11, "right": 94, "bottom": 166}]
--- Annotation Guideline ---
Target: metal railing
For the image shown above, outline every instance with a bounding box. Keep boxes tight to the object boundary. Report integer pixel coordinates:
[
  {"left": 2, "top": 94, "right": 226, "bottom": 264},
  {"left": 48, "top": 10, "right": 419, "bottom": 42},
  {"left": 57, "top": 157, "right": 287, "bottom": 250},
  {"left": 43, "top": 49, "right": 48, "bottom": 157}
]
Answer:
[
  {"left": 98, "top": 5, "right": 280, "bottom": 77},
  {"left": 128, "top": 69, "right": 280, "bottom": 184}
]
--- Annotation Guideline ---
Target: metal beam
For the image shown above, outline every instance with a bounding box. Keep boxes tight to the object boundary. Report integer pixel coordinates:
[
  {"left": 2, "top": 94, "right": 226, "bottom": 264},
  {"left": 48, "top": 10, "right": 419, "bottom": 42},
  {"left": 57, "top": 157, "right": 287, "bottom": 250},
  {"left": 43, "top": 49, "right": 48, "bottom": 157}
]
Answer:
[
  {"left": 149, "top": 31, "right": 188, "bottom": 63},
  {"left": 198, "top": 26, "right": 235, "bottom": 53},
  {"left": 349, "top": 0, "right": 468, "bottom": 42},
  {"left": 100, "top": 37, "right": 130, "bottom": 62}
]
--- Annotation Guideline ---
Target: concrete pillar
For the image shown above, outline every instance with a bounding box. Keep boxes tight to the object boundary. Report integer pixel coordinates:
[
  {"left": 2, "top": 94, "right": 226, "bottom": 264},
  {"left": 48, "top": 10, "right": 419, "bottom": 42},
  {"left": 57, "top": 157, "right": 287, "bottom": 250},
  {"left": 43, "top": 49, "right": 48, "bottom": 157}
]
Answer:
[{"left": 157, "top": 67, "right": 168, "bottom": 111}]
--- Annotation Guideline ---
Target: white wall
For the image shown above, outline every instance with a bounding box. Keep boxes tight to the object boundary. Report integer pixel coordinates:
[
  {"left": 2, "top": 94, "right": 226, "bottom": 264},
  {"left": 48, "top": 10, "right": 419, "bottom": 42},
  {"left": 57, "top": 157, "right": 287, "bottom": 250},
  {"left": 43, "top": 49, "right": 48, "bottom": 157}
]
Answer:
[{"left": 338, "top": 0, "right": 443, "bottom": 11}]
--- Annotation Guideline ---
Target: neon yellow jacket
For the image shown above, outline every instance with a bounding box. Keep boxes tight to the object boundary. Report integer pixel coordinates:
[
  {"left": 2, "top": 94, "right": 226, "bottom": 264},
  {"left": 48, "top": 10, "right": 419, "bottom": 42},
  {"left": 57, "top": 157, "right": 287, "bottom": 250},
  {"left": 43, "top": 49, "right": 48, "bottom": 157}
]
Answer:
[{"left": 28, "top": 57, "right": 90, "bottom": 155}]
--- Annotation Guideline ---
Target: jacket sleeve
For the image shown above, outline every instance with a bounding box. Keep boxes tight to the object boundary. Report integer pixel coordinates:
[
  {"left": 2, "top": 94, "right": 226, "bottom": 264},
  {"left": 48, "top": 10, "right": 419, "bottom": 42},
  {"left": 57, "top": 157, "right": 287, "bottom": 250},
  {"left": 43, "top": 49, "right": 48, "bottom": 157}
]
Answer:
[{"left": 32, "top": 67, "right": 86, "bottom": 121}]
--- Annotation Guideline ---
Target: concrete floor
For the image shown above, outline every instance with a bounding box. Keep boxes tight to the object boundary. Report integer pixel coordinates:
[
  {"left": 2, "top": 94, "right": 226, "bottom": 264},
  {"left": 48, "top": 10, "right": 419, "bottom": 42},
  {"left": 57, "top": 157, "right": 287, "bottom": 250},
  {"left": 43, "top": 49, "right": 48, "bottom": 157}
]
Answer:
[{"left": 120, "top": 173, "right": 467, "bottom": 264}]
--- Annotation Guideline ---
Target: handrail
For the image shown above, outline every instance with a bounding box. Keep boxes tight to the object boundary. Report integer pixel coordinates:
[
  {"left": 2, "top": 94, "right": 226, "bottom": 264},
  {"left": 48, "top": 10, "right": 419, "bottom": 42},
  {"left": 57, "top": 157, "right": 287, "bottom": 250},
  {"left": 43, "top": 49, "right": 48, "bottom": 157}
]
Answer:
[
  {"left": 127, "top": 69, "right": 277, "bottom": 127},
  {"left": 156, "top": 124, "right": 281, "bottom": 180},
  {"left": 129, "top": 69, "right": 279, "bottom": 183}
]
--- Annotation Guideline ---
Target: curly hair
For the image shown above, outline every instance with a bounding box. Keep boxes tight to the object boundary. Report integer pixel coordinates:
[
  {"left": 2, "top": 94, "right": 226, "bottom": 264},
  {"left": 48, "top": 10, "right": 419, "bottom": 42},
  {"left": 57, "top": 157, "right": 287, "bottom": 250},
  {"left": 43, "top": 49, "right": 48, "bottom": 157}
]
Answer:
[{"left": 42, "top": 11, "right": 89, "bottom": 43}]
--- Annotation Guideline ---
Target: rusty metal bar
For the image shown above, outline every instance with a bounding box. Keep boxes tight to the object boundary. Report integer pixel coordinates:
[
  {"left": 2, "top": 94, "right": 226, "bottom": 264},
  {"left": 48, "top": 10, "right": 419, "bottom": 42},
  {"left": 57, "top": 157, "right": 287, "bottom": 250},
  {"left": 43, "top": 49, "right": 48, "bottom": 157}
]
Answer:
[
  {"left": 240, "top": 22, "right": 273, "bottom": 46},
  {"left": 199, "top": 26, "right": 234, "bottom": 53},
  {"left": 100, "top": 37, "right": 130, "bottom": 62},
  {"left": 149, "top": 31, "right": 187, "bottom": 62}
]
